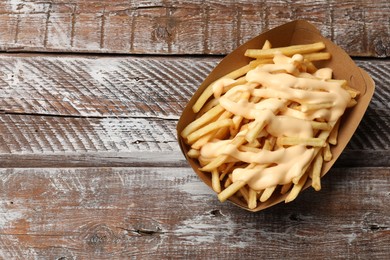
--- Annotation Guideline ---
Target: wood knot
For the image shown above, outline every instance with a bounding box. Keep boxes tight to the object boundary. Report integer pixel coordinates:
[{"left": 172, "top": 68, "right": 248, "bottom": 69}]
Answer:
[
  {"left": 289, "top": 213, "right": 303, "bottom": 221},
  {"left": 153, "top": 25, "right": 173, "bottom": 41},
  {"left": 83, "top": 223, "right": 117, "bottom": 247},
  {"left": 210, "top": 209, "right": 223, "bottom": 217}
]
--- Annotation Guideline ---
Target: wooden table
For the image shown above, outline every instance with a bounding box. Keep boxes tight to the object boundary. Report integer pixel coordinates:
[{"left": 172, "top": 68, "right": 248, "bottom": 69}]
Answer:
[{"left": 0, "top": 1, "right": 389, "bottom": 259}]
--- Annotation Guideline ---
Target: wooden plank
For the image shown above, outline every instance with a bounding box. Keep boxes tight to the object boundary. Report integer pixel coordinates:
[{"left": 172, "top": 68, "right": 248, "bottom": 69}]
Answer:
[
  {"left": 0, "top": 114, "right": 178, "bottom": 155},
  {"left": 0, "top": 114, "right": 187, "bottom": 167},
  {"left": 0, "top": 55, "right": 388, "bottom": 167},
  {"left": 0, "top": 113, "right": 387, "bottom": 168},
  {"left": 0, "top": 55, "right": 212, "bottom": 118},
  {"left": 0, "top": 167, "right": 388, "bottom": 259},
  {"left": 0, "top": 0, "right": 388, "bottom": 56},
  {"left": 0, "top": 55, "right": 388, "bottom": 119}
]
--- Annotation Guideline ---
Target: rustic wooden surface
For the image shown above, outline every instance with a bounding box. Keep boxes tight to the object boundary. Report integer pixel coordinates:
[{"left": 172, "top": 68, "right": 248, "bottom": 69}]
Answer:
[
  {"left": 0, "top": 1, "right": 389, "bottom": 259},
  {"left": 0, "top": 0, "right": 389, "bottom": 57}
]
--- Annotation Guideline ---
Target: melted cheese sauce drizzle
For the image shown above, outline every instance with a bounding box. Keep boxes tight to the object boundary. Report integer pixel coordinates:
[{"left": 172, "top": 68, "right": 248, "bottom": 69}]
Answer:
[{"left": 199, "top": 53, "right": 352, "bottom": 190}]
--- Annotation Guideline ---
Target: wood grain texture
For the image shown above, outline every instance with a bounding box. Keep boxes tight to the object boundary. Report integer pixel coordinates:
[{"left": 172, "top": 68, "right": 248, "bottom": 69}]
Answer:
[
  {"left": 0, "top": 0, "right": 388, "bottom": 57},
  {"left": 0, "top": 55, "right": 213, "bottom": 118},
  {"left": 0, "top": 2, "right": 388, "bottom": 258},
  {"left": 0, "top": 166, "right": 388, "bottom": 259},
  {"left": 0, "top": 55, "right": 388, "bottom": 167}
]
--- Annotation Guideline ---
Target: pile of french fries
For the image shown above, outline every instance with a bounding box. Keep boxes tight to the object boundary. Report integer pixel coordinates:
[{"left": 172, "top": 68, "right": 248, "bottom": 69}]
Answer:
[{"left": 181, "top": 41, "right": 359, "bottom": 209}]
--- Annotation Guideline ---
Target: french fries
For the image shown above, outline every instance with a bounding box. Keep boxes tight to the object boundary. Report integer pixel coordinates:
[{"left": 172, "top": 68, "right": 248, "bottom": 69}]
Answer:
[{"left": 181, "top": 41, "right": 359, "bottom": 210}]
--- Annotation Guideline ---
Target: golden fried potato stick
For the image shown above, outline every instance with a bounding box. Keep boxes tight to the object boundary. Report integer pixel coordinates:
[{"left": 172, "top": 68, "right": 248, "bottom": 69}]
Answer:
[
  {"left": 311, "top": 121, "right": 332, "bottom": 131},
  {"left": 218, "top": 180, "right": 247, "bottom": 202},
  {"left": 187, "top": 118, "right": 233, "bottom": 144},
  {"left": 187, "top": 149, "right": 200, "bottom": 158},
  {"left": 329, "top": 119, "right": 340, "bottom": 145},
  {"left": 245, "top": 119, "right": 269, "bottom": 143},
  {"left": 239, "top": 186, "right": 250, "bottom": 203},
  {"left": 300, "top": 102, "right": 334, "bottom": 112},
  {"left": 197, "top": 97, "right": 220, "bottom": 117},
  {"left": 224, "top": 177, "right": 233, "bottom": 189},
  {"left": 323, "top": 143, "right": 333, "bottom": 161},
  {"left": 260, "top": 186, "right": 277, "bottom": 202},
  {"left": 249, "top": 59, "right": 274, "bottom": 68},
  {"left": 211, "top": 169, "right": 222, "bottom": 193},
  {"left": 277, "top": 137, "right": 326, "bottom": 147},
  {"left": 181, "top": 104, "right": 224, "bottom": 138},
  {"left": 248, "top": 188, "right": 258, "bottom": 209},
  {"left": 311, "top": 152, "right": 323, "bottom": 191},
  {"left": 285, "top": 169, "right": 309, "bottom": 203},
  {"left": 304, "top": 60, "right": 318, "bottom": 73},
  {"left": 219, "top": 162, "right": 235, "bottom": 181},
  {"left": 302, "top": 52, "right": 331, "bottom": 61},
  {"left": 262, "top": 40, "right": 272, "bottom": 49},
  {"left": 245, "top": 42, "right": 326, "bottom": 59}
]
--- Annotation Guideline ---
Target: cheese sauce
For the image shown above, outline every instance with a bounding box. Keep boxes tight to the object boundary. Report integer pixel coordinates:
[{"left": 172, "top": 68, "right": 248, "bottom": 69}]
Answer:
[{"left": 199, "top": 53, "right": 352, "bottom": 190}]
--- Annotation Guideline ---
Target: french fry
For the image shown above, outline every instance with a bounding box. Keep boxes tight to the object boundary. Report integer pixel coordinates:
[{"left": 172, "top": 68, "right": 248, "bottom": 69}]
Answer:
[
  {"left": 248, "top": 188, "right": 258, "bottom": 209},
  {"left": 302, "top": 52, "right": 331, "bottom": 61},
  {"left": 305, "top": 60, "right": 318, "bottom": 73},
  {"left": 300, "top": 102, "right": 334, "bottom": 112},
  {"left": 211, "top": 169, "right": 222, "bottom": 193},
  {"left": 187, "top": 118, "right": 233, "bottom": 144},
  {"left": 224, "top": 177, "right": 232, "bottom": 189},
  {"left": 277, "top": 137, "right": 326, "bottom": 147},
  {"left": 239, "top": 186, "right": 250, "bottom": 203},
  {"left": 311, "top": 121, "right": 332, "bottom": 131},
  {"left": 260, "top": 186, "right": 277, "bottom": 202},
  {"left": 218, "top": 180, "right": 246, "bottom": 202},
  {"left": 244, "top": 42, "right": 326, "bottom": 59},
  {"left": 329, "top": 119, "right": 340, "bottom": 145},
  {"left": 311, "top": 153, "right": 323, "bottom": 191},
  {"left": 197, "top": 97, "right": 220, "bottom": 117},
  {"left": 249, "top": 59, "right": 274, "bottom": 68},
  {"left": 245, "top": 119, "right": 268, "bottom": 143},
  {"left": 323, "top": 143, "right": 333, "bottom": 161},
  {"left": 262, "top": 40, "right": 272, "bottom": 49},
  {"left": 181, "top": 105, "right": 224, "bottom": 138},
  {"left": 187, "top": 149, "right": 200, "bottom": 158},
  {"left": 220, "top": 162, "right": 235, "bottom": 181},
  {"left": 285, "top": 170, "right": 309, "bottom": 203}
]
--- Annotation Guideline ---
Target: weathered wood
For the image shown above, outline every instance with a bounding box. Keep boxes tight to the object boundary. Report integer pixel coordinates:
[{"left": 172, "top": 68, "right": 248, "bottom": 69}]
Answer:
[
  {"left": 0, "top": 112, "right": 388, "bottom": 168},
  {"left": 0, "top": 55, "right": 388, "bottom": 119},
  {"left": 0, "top": 55, "right": 388, "bottom": 167},
  {"left": 0, "top": 167, "right": 388, "bottom": 259},
  {"left": 0, "top": 1, "right": 388, "bottom": 258},
  {"left": 0, "top": 55, "right": 212, "bottom": 117},
  {"left": 0, "top": 0, "right": 388, "bottom": 57},
  {"left": 0, "top": 114, "right": 187, "bottom": 167}
]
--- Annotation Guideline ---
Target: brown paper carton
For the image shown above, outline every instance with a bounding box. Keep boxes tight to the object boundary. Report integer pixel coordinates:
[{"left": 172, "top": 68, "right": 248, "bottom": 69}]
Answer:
[{"left": 176, "top": 20, "right": 375, "bottom": 212}]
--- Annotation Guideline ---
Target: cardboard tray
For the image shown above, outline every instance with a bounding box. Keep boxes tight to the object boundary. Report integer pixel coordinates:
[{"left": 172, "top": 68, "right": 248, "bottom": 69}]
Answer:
[{"left": 177, "top": 20, "right": 375, "bottom": 212}]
